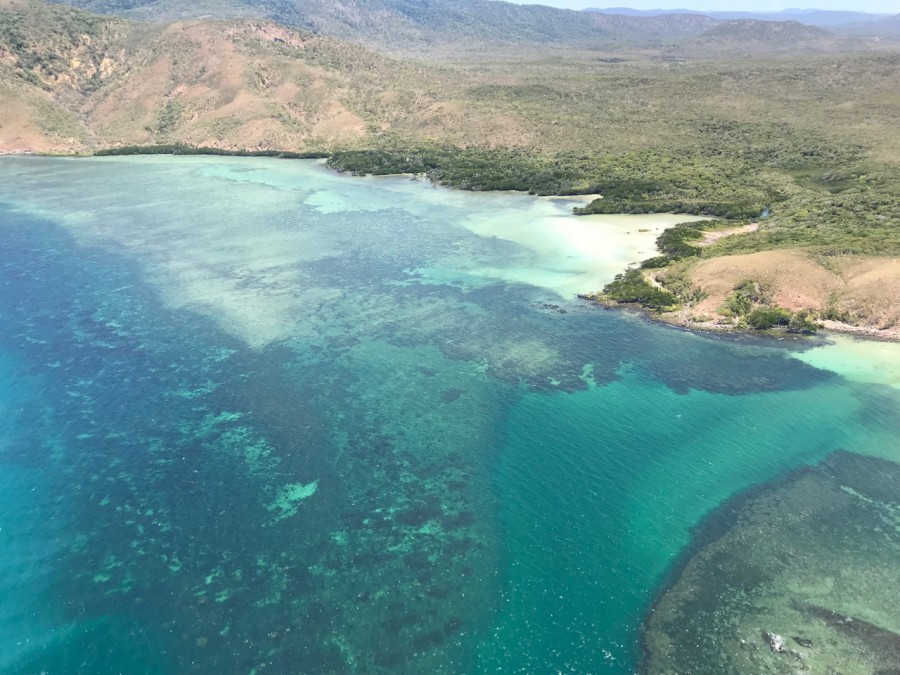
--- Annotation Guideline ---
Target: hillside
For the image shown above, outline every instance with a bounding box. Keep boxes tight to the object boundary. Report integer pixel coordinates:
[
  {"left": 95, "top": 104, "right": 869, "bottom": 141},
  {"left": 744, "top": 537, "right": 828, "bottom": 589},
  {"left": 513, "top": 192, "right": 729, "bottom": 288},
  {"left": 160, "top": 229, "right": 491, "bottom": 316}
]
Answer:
[
  {"left": 588, "top": 8, "right": 891, "bottom": 27},
  {"left": 3, "top": 0, "right": 900, "bottom": 336},
  {"left": 4, "top": 1, "right": 900, "bottom": 163},
  {"left": 0, "top": 1, "right": 486, "bottom": 151},
  {"left": 839, "top": 13, "right": 900, "bottom": 39},
  {"left": 47, "top": 0, "right": 718, "bottom": 53},
  {"left": 3, "top": 2, "right": 898, "bottom": 155},
  {"left": 690, "top": 19, "right": 840, "bottom": 53}
]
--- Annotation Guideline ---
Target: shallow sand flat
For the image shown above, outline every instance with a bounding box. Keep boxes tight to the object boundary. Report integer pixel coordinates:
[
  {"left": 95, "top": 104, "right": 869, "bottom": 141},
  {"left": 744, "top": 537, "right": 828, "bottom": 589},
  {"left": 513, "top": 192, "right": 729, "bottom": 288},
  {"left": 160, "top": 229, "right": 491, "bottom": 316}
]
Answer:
[
  {"left": 2, "top": 155, "right": 723, "bottom": 348},
  {"left": 330, "top": 175, "right": 696, "bottom": 298},
  {"left": 790, "top": 332, "right": 900, "bottom": 389},
  {"left": 454, "top": 211, "right": 704, "bottom": 298},
  {"left": 299, "top": 169, "right": 704, "bottom": 298},
  {"left": 6, "top": 156, "right": 699, "bottom": 348}
]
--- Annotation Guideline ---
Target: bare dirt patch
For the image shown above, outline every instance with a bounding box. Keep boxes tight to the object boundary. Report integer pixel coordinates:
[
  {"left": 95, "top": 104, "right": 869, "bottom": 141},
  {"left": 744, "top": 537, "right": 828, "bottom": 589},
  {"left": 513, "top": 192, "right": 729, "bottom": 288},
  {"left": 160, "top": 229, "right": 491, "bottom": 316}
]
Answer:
[
  {"left": 697, "top": 222, "right": 759, "bottom": 246},
  {"left": 663, "top": 251, "right": 900, "bottom": 340}
]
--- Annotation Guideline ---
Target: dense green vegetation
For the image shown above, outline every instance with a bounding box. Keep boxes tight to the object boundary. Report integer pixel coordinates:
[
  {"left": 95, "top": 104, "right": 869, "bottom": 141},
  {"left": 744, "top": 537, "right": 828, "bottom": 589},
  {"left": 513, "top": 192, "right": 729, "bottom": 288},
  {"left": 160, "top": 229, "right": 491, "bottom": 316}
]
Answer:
[
  {"left": 745, "top": 306, "right": 791, "bottom": 329},
  {"left": 329, "top": 147, "right": 601, "bottom": 194},
  {"left": 574, "top": 197, "right": 761, "bottom": 219},
  {"left": 710, "top": 166, "right": 900, "bottom": 256},
  {"left": 639, "top": 221, "right": 717, "bottom": 267},
  {"left": 327, "top": 114, "right": 900, "bottom": 259},
  {"left": 721, "top": 278, "right": 771, "bottom": 316},
  {"left": 639, "top": 221, "right": 723, "bottom": 269},
  {"left": 328, "top": 146, "right": 776, "bottom": 216},
  {"left": 592, "top": 269, "right": 678, "bottom": 310},
  {"left": 719, "top": 279, "right": 819, "bottom": 332}
]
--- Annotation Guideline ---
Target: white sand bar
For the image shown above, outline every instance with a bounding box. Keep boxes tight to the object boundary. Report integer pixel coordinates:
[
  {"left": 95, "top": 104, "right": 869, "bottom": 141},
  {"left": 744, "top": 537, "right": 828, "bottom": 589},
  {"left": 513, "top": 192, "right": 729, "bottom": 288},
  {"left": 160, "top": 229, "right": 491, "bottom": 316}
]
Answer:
[
  {"left": 3, "top": 156, "right": 711, "bottom": 348},
  {"left": 455, "top": 209, "right": 710, "bottom": 298},
  {"left": 790, "top": 333, "right": 900, "bottom": 389}
]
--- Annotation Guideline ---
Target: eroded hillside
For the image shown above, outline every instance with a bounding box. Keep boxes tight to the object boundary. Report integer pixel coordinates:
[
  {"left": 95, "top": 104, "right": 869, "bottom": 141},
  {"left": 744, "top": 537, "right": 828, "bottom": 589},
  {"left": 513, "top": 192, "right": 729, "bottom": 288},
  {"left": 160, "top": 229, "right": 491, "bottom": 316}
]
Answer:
[{"left": 0, "top": 2, "right": 478, "bottom": 151}]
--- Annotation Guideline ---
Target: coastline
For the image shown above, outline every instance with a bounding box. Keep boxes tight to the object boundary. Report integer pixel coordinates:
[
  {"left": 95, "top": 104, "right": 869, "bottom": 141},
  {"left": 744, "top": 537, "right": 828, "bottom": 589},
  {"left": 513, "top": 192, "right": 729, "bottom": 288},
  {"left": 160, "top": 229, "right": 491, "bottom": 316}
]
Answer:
[
  {"left": 5, "top": 150, "right": 898, "bottom": 347},
  {"left": 657, "top": 308, "right": 900, "bottom": 343},
  {"left": 581, "top": 296, "right": 900, "bottom": 345},
  {"left": 818, "top": 318, "right": 900, "bottom": 343},
  {"left": 1, "top": 151, "right": 900, "bottom": 672}
]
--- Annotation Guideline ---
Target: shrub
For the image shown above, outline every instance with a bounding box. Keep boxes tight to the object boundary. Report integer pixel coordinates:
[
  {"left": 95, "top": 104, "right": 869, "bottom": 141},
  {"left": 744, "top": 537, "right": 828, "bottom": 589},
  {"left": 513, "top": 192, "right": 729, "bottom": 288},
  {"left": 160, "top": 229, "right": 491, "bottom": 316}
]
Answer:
[
  {"left": 601, "top": 270, "right": 678, "bottom": 310},
  {"left": 746, "top": 306, "right": 792, "bottom": 329}
]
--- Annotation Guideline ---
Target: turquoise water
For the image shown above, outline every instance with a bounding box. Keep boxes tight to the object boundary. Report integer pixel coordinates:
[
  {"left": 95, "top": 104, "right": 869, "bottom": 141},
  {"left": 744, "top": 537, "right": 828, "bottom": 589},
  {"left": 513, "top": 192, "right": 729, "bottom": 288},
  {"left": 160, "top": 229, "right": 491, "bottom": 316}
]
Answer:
[{"left": 0, "top": 156, "right": 897, "bottom": 673}]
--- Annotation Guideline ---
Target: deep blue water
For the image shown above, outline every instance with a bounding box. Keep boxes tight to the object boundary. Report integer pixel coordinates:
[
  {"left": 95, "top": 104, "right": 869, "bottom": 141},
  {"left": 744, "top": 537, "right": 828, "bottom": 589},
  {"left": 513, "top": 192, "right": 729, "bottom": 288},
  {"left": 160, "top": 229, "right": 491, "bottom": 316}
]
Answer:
[{"left": 0, "top": 156, "right": 898, "bottom": 673}]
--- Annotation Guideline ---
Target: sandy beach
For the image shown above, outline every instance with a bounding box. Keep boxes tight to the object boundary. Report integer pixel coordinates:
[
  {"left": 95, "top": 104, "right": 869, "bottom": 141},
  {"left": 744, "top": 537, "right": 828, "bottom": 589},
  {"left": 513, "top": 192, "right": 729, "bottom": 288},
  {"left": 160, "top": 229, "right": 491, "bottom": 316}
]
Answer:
[{"left": 789, "top": 331, "right": 900, "bottom": 389}]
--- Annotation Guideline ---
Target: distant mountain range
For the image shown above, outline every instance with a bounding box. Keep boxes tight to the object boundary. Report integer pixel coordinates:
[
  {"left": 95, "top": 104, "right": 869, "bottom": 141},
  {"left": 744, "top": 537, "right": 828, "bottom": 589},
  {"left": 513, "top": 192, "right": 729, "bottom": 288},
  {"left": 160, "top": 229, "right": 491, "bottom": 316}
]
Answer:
[
  {"left": 3, "top": 0, "right": 876, "bottom": 155},
  {"left": 40, "top": 0, "right": 894, "bottom": 54},
  {"left": 46, "top": 0, "right": 718, "bottom": 52},
  {"left": 690, "top": 18, "right": 838, "bottom": 53},
  {"left": 835, "top": 12, "right": 900, "bottom": 37},
  {"left": 587, "top": 7, "right": 891, "bottom": 27}
]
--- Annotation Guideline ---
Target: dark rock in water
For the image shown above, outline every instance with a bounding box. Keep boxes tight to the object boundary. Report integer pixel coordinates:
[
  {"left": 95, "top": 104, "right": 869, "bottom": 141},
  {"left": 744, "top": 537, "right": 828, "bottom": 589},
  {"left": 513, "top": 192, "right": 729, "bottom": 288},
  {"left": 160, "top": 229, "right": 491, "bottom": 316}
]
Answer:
[
  {"left": 440, "top": 388, "right": 463, "bottom": 403},
  {"left": 641, "top": 451, "right": 900, "bottom": 674},
  {"left": 538, "top": 302, "right": 568, "bottom": 314},
  {"left": 803, "top": 605, "right": 900, "bottom": 662}
]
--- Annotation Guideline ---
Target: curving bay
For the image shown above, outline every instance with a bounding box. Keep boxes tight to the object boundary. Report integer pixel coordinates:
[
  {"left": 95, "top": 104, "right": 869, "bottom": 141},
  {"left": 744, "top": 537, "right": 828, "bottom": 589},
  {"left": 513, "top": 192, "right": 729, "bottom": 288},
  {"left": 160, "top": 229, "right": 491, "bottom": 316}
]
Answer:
[{"left": 1, "top": 156, "right": 898, "bottom": 673}]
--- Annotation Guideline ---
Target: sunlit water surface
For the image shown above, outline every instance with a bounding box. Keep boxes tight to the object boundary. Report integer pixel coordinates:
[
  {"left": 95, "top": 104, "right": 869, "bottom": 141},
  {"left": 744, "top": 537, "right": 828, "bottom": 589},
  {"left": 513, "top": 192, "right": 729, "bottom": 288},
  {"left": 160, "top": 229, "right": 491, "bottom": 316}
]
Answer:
[{"left": 0, "top": 156, "right": 897, "bottom": 674}]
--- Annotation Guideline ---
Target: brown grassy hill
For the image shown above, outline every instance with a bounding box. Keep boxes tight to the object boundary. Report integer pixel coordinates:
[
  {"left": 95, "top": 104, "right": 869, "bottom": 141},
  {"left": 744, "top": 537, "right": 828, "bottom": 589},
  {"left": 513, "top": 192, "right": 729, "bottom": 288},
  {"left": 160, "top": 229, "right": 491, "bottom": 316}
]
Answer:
[
  {"left": 0, "top": 1, "right": 118, "bottom": 149},
  {"left": 0, "top": 1, "right": 731, "bottom": 153},
  {"left": 687, "top": 19, "right": 847, "bottom": 54},
  {"left": 14, "top": 0, "right": 665, "bottom": 153},
  {"left": 649, "top": 251, "right": 900, "bottom": 339},
  {"left": 3, "top": 1, "right": 900, "bottom": 160},
  {"left": 0, "top": 1, "right": 496, "bottom": 152}
]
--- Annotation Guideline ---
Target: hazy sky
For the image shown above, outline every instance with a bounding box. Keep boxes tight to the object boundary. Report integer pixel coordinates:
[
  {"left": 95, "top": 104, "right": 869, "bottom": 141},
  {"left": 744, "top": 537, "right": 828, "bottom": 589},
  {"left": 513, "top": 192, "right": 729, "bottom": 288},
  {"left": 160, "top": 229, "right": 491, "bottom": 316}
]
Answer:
[{"left": 506, "top": 0, "right": 898, "bottom": 12}]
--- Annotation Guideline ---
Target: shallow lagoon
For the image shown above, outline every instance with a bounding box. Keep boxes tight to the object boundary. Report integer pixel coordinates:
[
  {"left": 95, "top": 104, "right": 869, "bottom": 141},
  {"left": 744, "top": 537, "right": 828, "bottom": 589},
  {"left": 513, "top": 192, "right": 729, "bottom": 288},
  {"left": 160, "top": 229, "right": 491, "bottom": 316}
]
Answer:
[{"left": 0, "top": 156, "right": 897, "bottom": 673}]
